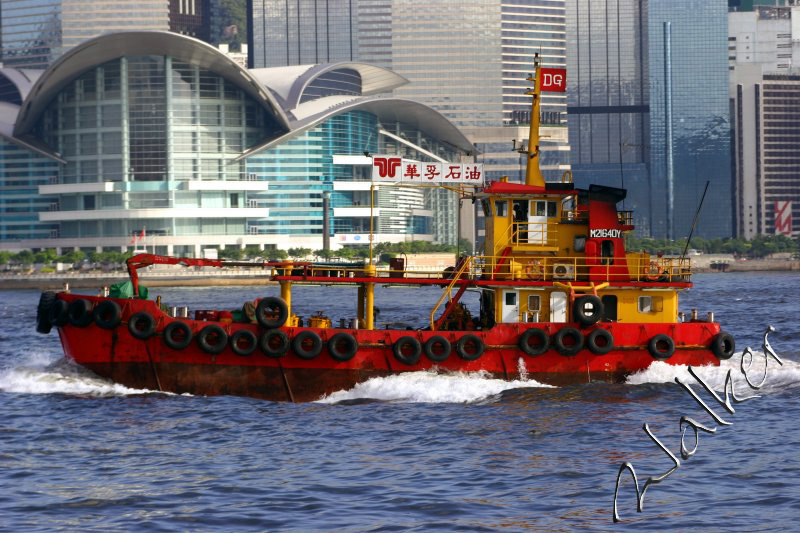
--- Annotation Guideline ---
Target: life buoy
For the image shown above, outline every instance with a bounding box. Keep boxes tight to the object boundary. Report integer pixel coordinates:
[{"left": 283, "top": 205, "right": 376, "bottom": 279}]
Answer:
[
  {"left": 518, "top": 328, "right": 549, "bottom": 356},
  {"left": 292, "top": 331, "right": 323, "bottom": 360},
  {"left": 573, "top": 295, "right": 603, "bottom": 326},
  {"left": 260, "top": 329, "right": 289, "bottom": 358},
  {"left": 647, "top": 334, "right": 675, "bottom": 359},
  {"left": 328, "top": 332, "right": 359, "bottom": 362},
  {"left": 49, "top": 299, "right": 69, "bottom": 327},
  {"left": 553, "top": 327, "right": 583, "bottom": 356},
  {"left": 230, "top": 329, "right": 257, "bottom": 356},
  {"left": 36, "top": 291, "right": 56, "bottom": 334},
  {"left": 710, "top": 332, "right": 735, "bottom": 360},
  {"left": 645, "top": 261, "right": 669, "bottom": 282},
  {"left": 128, "top": 311, "right": 156, "bottom": 339},
  {"left": 256, "top": 297, "right": 289, "bottom": 329},
  {"left": 393, "top": 336, "right": 422, "bottom": 365},
  {"left": 68, "top": 299, "right": 94, "bottom": 328},
  {"left": 197, "top": 324, "right": 228, "bottom": 354},
  {"left": 524, "top": 261, "right": 543, "bottom": 280},
  {"left": 93, "top": 300, "right": 121, "bottom": 329},
  {"left": 586, "top": 328, "right": 614, "bottom": 355},
  {"left": 163, "top": 321, "right": 193, "bottom": 350},
  {"left": 424, "top": 335, "right": 451, "bottom": 363},
  {"left": 456, "top": 334, "right": 485, "bottom": 361}
]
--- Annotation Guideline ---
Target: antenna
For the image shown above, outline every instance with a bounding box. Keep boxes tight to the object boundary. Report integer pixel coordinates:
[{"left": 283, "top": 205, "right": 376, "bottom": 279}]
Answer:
[{"left": 681, "top": 180, "right": 710, "bottom": 260}]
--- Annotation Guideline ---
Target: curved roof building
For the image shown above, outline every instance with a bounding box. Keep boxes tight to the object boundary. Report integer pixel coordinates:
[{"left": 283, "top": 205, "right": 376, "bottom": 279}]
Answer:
[{"left": 0, "top": 31, "right": 473, "bottom": 254}]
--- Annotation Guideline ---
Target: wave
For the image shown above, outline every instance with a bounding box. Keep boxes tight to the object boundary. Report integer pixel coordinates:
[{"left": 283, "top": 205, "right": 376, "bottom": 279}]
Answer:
[
  {"left": 0, "top": 351, "right": 162, "bottom": 397},
  {"left": 317, "top": 365, "right": 554, "bottom": 404},
  {"left": 626, "top": 350, "right": 800, "bottom": 395}
]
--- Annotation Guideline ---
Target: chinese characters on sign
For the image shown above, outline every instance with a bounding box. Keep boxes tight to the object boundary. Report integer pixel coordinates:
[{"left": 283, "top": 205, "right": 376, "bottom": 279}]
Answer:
[{"left": 371, "top": 156, "right": 484, "bottom": 185}]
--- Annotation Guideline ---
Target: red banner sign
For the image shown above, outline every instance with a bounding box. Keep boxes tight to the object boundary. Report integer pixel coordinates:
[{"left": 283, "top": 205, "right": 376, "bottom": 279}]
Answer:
[
  {"left": 539, "top": 68, "right": 567, "bottom": 92},
  {"left": 775, "top": 200, "right": 793, "bottom": 236}
]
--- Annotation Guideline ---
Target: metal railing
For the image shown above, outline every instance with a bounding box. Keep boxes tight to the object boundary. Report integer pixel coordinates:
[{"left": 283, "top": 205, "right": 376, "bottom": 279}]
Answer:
[
  {"left": 472, "top": 254, "right": 691, "bottom": 283},
  {"left": 429, "top": 256, "right": 472, "bottom": 329},
  {"left": 270, "top": 254, "right": 691, "bottom": 283}
]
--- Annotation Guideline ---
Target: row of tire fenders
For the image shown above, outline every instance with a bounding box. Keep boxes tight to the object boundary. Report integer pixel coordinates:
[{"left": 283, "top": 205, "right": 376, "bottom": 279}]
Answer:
[{"left": 43, "top": 295, "right": 736, "bottom": 364}]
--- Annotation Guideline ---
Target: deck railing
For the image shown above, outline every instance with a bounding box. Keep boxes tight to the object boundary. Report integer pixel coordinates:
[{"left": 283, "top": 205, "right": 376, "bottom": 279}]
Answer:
[{"left": 271, "top": 254, "right": 692, "bottom": 283}]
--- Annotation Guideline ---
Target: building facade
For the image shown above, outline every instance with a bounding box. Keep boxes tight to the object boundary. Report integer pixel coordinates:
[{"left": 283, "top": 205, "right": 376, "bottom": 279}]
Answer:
[
  {"left": 249, "top": 0, "right": 359, "bottom": 68},
  {"left": 730, "top": 6, "right": 800, "bottom": 237},
  {"left": 0, "top": 0, "right": 170, "bottom": 69},
  {"left": 566, "top": 0, "right": 732, "bottom": 239},
  {"left": 0, "top": 31, "right": 473, "bottom": 253}
]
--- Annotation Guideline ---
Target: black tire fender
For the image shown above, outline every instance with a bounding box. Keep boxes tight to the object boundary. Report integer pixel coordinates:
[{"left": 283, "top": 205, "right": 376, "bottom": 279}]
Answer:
[
  {"left": 456, "top": 334, "right": 485, "bottom": 361},
  {"left": 648, "top": 334, "right": 675, "bottom": 360},
  {"left": 573, "top": 295, "right": 603, "bottom": 326},
  {"left": 518, "top": 328, "right": 549, "bottom": 356},
  {"left": 230, "top": 329, "right": 257, "bottom": 356},
  {"left": 256, "top": 297, "right": 289, "bottom": 329},
  {"left": 128, "top": 311, "right": 156, "bottom": 340},
  {"left": 260, "top": 329, "right": 290, "bottom": 358},
  {"left": 586, "top": 328, "right": 614, "bottom": 355},
  {"left": 292, "top": 331, "right": 323, "bottom": 360},
  {"left": 553, "top": 327, "right": 584, "bottom": 356},
  {"left": 328, "top": 332, "right": 359, "bottom": 362},
  {"left": 68, "top": 299, "right": 94, "bottom": 328},
  {"left": 393, "top": 336, "right": 422, "bottom": 365},
  {"left": 36, "top": 291, "right": 56, "bottom": 334},
  {"left": 197, "top": 324, "right": 228, "bottom": 354},
  {"left": 424, "top": 335, "right": 451, "bottom": 363},
  {"left": 49, "top": 299, "right": 69, "bottom": 327},
  {"left": 163, "top": 321, "right": 193, "bottom": 350},
  {"left": 93, "top": 300, "right": 121, "bottom": 329},
  {"left": 710, "top": 331, "right": 735, "bottom": 360}
]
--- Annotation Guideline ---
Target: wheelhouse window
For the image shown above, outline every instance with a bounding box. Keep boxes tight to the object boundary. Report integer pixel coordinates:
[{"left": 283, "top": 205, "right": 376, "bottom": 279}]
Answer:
[{"left": 495, "top": 200, "right": 507, "bottom": 217}]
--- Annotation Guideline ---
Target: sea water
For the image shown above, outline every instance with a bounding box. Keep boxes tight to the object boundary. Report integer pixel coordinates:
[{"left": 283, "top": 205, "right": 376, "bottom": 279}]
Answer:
[{"left": 0, "top": 272, "right": 798, "bottom": 531}]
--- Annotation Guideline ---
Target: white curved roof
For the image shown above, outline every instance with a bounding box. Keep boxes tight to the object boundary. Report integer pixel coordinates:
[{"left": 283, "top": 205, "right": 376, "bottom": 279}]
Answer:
[
  {"left": 238, "top": 95, "right": 475, "bottom": 161},
  {"left": 250, "top": 62, "right": 408, "bottom": 110},
  {"left": 13, "top": 31, "right": 291, "bottom": 137}
]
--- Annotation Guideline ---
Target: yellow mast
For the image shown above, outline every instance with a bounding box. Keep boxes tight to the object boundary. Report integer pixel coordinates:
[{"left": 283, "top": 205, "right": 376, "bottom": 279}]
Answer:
[{"left": 524, "top": 54, "right": 545, "bottom": 187}]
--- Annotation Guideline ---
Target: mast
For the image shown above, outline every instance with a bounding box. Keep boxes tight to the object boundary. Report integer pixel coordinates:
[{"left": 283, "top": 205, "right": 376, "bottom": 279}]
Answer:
[{"left": 525, "top": 54, "right": 545, "bottom": 187}]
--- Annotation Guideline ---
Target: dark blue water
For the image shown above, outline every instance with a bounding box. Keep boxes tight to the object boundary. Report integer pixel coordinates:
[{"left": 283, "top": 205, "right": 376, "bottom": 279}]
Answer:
[{"left": 1, "top": 272, "right": 798, "bottom": 531}]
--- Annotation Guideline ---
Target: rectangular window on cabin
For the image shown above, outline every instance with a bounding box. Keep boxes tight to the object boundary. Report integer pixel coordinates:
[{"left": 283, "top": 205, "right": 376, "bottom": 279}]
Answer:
[
  {"left": 638, "top": 296, "right": 663, "bottom": 313},
  {"left": 536, "top": 201, "right": 546, "bottom": 216},
  {"left": 528, "top": 294, "right": 541, "bottom": 310},
  {"left": 495, "top": 200, "right": 507, "bottom": 217},
  {"left": 547, "top": 201, "right": 557, "bottom": 218},
  {"left": 505, "top": 292, "right": 516, "bottom": 305}
]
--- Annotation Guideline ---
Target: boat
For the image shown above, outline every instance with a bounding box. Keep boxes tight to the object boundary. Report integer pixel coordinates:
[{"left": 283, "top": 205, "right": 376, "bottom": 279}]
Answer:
[{"left": 34, "top": 59, "right": 735, "bottom": 402}]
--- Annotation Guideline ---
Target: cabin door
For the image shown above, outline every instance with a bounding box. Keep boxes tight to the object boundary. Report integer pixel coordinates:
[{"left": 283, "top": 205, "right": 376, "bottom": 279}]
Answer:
[
  {"left": 530, "top": 200, "right": 555, "bottom": 245},
  {"left": 501, "top": 290, "right": 519, "bottom": 323},
  {"left": 549, "top": 291, "right": 567, "bottom": 322}
]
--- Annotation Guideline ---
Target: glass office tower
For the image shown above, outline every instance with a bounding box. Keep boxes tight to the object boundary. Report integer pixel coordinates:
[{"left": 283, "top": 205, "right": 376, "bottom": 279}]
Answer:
[
  {"left": 0, "top": 1, "right": 170, "bottom": 69},
  {"left": 566, "top": 0, "right": 651, "bottom": 231},
  {"left": 249, "top": 0, "right": 359, "bottom": 67},
  {"left": 648, "top": 0, "right": 732, "bottom": 239}
]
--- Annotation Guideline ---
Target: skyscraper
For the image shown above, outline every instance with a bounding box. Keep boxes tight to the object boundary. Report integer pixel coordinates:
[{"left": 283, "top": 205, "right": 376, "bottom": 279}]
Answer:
[
  {"left": 0, "top": 1, "right": 170, "bottom": 69},
  {"left": 648, "top": 0, "right": 732, "bottom": 239},
  {"left": 730, "top": 5, "right": 800, "bottom": 238},
  {"left": 566, "top": 0, "right": 650, "bottom": 229},
  {"left": 566, "top": 0, "right": 732, "bottom": 238},
  {"left": 249, "top": 0, "right": 359, "bottom": 67}
]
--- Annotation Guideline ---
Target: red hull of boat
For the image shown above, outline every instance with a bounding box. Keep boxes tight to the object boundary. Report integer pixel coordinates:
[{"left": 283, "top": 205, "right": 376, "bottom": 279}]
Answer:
[{"left": 54, "top": 294, "right": 721, "bottom": 402}]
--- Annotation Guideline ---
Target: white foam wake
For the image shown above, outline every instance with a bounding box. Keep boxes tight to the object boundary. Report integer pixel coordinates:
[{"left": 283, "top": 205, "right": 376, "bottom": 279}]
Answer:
[
  {"left": 0, "top": 351, "right": 162, "bottom": 397},
  {"left": 626, "top": 350, "right": 800, "bottom": 394},
  {"left": 316, "top": 368, "right": 554, "bottom": 404}
]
